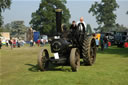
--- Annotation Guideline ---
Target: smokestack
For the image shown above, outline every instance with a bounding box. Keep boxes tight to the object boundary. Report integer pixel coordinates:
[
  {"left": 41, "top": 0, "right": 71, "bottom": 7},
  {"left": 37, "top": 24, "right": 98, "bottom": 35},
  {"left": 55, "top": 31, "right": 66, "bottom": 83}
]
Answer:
[{"left": 55, "top": 9, "right": 62, "bottom": 34}]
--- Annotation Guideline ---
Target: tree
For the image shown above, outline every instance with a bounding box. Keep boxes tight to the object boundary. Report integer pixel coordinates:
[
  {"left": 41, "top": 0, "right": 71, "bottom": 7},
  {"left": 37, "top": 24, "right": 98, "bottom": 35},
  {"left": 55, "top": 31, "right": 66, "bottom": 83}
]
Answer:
[
  {"left": 0, "top": 26, "right": 4, "bottom": 32},
  {"left": 0, "top": 24, "right": 10, "bottom": 32},
  {"left": 115, "top": 23, "right": 128, "bottom": 32},
  {"left": 10, "top": 21, "right": 28, "bottom": 38},
  {"left": 0, "top": 15, "right": 3, "bottom": 27},
  {"left": 89, "top": 0, "right": 119, "bottom": 32},
  {"left": 2, "top": 21, "right": 28, "bottom": 38},
  {"left": 86, "top": 24, "right": 93, "bottom": 34},
  {"left": 30, "top": 0, "right": 70, "bottom": 35},
  {"left": 0, "top": 0, "right": 11, "bottom": 27}
]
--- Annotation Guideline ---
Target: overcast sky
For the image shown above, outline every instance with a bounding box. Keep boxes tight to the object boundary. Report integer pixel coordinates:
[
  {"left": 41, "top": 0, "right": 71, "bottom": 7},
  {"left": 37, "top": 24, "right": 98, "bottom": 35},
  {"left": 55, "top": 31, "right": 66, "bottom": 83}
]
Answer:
[{"left": 2, "top": 0, "right": 128, "bottom": 29}]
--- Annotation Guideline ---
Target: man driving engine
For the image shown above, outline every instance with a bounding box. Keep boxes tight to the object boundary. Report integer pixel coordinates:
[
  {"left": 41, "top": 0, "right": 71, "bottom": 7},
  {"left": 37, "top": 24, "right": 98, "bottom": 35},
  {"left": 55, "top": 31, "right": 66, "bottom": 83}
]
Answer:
[{"left": 77, "top": 17, "right": 86, "bottom": 33}]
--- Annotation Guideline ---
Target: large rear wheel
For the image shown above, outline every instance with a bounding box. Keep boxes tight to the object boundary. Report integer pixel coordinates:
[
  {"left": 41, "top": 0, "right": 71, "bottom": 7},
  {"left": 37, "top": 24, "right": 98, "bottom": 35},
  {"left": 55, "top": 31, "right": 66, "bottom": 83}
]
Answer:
[
  {"left": 70, "top": 48, "right": 80, "bottom": 72},
  {"left": 38, "top": 48, "right": 49, "bottom": 71},
  {"left": 82, "top": 36, "right": 96, "bottom": 65}
]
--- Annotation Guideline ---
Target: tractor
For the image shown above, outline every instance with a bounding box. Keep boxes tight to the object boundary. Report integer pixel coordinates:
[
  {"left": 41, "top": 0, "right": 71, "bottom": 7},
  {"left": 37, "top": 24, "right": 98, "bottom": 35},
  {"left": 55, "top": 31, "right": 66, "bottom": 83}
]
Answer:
[{"left": 38, "top": 9, "right": 96, "bottom": 72}]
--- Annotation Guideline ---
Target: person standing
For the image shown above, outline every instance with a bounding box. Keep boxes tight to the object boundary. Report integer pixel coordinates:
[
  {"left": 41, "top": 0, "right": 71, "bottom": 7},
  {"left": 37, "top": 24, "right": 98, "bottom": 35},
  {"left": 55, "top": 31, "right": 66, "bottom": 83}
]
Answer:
[
  {"left": 76, "top": 17, "right": 87, "bottom": 45},
  {"left": 103, "top": 36, "right": 108, "bottom": 49},
  {"left": 9, "top": 39, "right": 13, "bottom": 49},
  {"left": 30, "top": 40, "right": 33, "bottom": 47},
  {"left": 13, "top": 39, "right": 16, "bottom": 48},
  {"left": 100, "top": 37, "right": 104, "bottom": 51},
  {"left": 95, "top": 38, "right": 99, "bottom": 51},
  {"left": 40, "top": 38, "right": 44, "bottom": 47},
  {"left": 17, "top": 40, "right": 20, "bottom": 48},
  {"left": 37, "top": 39, "right": 40, "bottom": 47},
  {"left": 5, "top": 39, "right": 9, "bottom": 47}
]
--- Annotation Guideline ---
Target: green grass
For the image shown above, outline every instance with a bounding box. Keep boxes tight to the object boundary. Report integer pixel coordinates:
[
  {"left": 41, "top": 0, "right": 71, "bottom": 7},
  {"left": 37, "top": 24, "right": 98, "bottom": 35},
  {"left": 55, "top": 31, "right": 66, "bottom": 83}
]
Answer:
[{"left": 0, "top": 45, "right": 128, "bottom": 85}]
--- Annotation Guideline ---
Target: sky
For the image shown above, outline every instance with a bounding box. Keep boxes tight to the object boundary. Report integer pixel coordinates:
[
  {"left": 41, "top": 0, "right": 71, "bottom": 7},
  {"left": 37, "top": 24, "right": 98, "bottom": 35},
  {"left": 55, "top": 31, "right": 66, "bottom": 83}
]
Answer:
[{"left": 2, "top": 0, "right": 128, "bottom": 29}]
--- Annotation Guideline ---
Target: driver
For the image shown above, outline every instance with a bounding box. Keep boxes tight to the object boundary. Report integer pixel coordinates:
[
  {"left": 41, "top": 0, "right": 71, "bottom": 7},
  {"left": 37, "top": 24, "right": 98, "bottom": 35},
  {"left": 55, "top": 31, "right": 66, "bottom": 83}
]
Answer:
[{"left": 77, "top": 17, "right": 86, "bottom": 33}]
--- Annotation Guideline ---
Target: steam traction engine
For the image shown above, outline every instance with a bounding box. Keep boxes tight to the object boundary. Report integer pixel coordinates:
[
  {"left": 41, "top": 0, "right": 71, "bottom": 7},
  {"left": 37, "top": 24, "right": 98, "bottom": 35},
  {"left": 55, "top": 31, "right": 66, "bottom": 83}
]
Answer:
[{"left": 38, "top": 9, "right": 96, "bottom": 72}]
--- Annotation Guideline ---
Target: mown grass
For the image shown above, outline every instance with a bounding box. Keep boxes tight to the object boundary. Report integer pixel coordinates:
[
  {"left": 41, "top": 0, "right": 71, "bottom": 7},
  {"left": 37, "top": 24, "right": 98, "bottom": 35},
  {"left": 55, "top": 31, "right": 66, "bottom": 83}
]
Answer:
[{"left": 0, "top": 45, "right": 128, "bottom": 85}]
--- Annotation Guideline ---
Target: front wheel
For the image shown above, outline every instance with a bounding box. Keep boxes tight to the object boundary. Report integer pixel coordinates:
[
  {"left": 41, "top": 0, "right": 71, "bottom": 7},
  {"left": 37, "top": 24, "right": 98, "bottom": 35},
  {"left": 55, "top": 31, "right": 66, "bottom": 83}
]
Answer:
[
  {"left": 70, "top": 48, "right": 80, "bottom": 72},
  {"left": 38, "top": 48, "right": 49, "bottom": 71}
]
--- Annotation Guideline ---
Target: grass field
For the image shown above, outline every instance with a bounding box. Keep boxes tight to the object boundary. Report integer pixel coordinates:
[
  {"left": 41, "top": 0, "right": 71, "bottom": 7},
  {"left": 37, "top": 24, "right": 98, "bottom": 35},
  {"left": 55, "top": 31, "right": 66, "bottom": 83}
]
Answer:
[{"left": 0, "top": 45, "right": 128, "bottom": 85}]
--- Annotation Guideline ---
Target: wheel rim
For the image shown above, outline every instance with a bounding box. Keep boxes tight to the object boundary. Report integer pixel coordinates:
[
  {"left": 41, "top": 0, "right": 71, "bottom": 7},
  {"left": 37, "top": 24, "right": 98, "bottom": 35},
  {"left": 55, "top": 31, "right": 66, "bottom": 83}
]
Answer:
[
  {"left": 70, "top": 48, "right": 80, "bottom": 72},
  {"left": 38, "top": 49, "right": 49, "bottom": 71},
  {"left": 41, "top": 50, "right": 49, "bottom": 69}
]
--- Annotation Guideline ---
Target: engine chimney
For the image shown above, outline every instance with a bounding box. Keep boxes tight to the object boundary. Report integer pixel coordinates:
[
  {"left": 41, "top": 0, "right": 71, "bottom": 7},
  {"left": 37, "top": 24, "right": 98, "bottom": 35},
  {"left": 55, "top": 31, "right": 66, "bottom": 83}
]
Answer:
[{"left": 55, "top": 9, "right": 62, "bottom": 34}]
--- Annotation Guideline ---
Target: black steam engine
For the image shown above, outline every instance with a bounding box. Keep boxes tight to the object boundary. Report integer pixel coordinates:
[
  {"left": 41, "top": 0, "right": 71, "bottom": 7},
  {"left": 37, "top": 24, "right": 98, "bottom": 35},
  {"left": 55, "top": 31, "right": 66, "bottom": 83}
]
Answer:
[{"left": 38, "top": 9, "right": 96, "bottom": 72}]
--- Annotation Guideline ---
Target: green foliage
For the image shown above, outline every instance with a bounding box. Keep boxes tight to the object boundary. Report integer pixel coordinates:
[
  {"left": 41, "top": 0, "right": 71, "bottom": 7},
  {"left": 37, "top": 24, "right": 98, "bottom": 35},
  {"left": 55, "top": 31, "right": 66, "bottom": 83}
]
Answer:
[
  {"left": 2, "top": 21, "right": 28, "bottom": 38},
  {"left": 86, "top": 24, "right": 93, "bottom": 34},
  {"left": 0, "top": 26, "right": 3, "bottom": 32},
  {"left": 10, "top": 21, "right": 28, "bottom": 38},
  {"left": 89, "top": 0, "right": 119, "bottom": 32},
  {"left": 30, "top": 0, "right": 70, "bottom": 35},
  {"left": 0, "top": 0, "right": 11, "bottom": 12},
  {"left": 0, "top": 0, "right": 11, "bottom": 27},
  {"left": 115, "top": 23, "right": 128, "bottom": 32},
  {"left": 0, "top": 26, "right": 9, "bottom": 32},
  {"left": 0, "top": 14, "right": 3, "bottom": 26}
]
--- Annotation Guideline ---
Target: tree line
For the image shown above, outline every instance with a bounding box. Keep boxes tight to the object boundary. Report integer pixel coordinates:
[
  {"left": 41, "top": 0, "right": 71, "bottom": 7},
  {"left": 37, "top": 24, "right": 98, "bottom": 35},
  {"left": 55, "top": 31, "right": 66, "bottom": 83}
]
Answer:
[
  {"left": 0, "top": 0, "right": 128, "bottom": 37},
  {"left": 0, "top": 21, "right": 29, "bottom": 38}
]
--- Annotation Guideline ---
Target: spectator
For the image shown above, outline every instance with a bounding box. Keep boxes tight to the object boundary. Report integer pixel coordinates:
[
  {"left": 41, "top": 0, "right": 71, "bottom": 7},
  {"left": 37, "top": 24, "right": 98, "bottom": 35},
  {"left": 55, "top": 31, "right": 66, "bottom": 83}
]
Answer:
[
  {"left": 9, "top": 39, "right": 13, "bottom": 49},
  {"left": 20, "top": 40, "right": 25, "bottom": 46},
  {"left": 17, "top": 40, "right": 20, "bottom": 48},
  {"left": 30, "top": 40, "right": 33, "bottom": 47},
  {"left": 103, "top": 36, "right": 108, "bottom": 48},
  {"left": 95, "top": 38, "right": 99, "bottom": 51},
  {"left": 13, "top": 39, "right": 16, "bottom": 48},
  {"left": 37, "top": 39, "right": 40, "bottom": 47},
  {"left": 5, "top": 39, "right": 9, "bottom": 47},
  {"left": 100, "top": 37, "right": 104, "bottom": 51},
  {"left": 40, "top": 38, "right": 44, "bottom": 46}
]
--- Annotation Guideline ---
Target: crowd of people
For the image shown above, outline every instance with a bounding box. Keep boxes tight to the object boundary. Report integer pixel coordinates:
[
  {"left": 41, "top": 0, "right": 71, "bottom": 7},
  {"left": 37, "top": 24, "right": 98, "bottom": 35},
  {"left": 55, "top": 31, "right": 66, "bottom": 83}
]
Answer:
[
  {"left": 0, "top": 38, "right": 49, "bottom": 49},
  {"left": 0, "top": 38, "right": 25, "bottom": 49},
  {"left": 29, "top": 38, "right": 47, "bottom": 47},
  {"left": 95, "top": 34, "right": 110, "bottom": 51}
]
